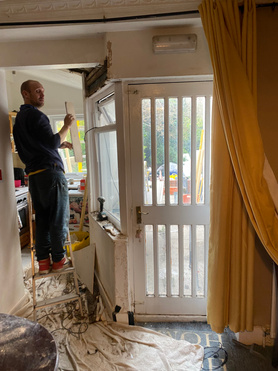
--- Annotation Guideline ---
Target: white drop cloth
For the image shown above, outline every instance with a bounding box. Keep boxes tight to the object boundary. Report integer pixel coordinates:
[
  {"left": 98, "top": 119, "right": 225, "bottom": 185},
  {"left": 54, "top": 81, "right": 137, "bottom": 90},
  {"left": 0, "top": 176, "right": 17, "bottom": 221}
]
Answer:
[
  {"left": 17, "top": 268, "right": 203, "bottom": 371},
  {"left": 63, "top": 321, "right": 203, "bottom": 371}
]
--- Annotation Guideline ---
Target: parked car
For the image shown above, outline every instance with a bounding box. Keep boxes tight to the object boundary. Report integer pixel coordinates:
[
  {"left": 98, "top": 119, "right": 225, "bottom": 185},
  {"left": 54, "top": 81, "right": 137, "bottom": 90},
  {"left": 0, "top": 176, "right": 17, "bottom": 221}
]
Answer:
[
  {"left": 157, "top": 162, "right": 190, "bottom": 192},
  {"left": 157, "top": 162, "right": 178, "bottom": 177}
]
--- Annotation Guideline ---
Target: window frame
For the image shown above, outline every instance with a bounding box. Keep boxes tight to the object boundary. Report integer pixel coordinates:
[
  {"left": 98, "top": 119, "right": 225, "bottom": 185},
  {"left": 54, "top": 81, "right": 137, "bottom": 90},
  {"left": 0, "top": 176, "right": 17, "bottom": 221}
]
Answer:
[{"left": 86, "top": 84, "right": 122, "bottom": 230}]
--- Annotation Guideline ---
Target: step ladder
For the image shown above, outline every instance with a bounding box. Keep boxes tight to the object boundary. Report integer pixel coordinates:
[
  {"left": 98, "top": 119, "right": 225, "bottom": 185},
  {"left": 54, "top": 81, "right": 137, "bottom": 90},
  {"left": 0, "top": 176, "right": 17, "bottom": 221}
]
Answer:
[{"left": 28, "top": 193, "right": 84, "bottom": 321}]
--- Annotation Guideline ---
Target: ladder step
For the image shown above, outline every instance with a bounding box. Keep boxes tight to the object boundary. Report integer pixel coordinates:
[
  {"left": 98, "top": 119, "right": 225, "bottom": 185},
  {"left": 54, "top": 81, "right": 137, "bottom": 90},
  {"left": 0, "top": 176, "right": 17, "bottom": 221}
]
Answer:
[
  {"left": 35, "top": 293, "right": 81, "bottom": 310},
  {"left": 28, "top": 192, "right": 84, "bottom": 319},
  {"left": 33, "top": 266, "right": 76, "bottom": 280}
]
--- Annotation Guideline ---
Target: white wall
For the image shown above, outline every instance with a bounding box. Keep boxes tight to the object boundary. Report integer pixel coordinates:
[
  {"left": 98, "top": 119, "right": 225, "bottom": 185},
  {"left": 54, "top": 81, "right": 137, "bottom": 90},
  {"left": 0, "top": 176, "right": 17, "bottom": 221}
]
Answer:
[
  {"left": 0, "top": 35, "right": 105, "bottom": 69},
  {"left": 107, "top": 26, "right": 212, "bottom": 79},
  {"left": 0, "top": 70, "right": 26, "bottom": 313},
  {"left": 90, "top": 216, "right": 130, "bottom": 317}
]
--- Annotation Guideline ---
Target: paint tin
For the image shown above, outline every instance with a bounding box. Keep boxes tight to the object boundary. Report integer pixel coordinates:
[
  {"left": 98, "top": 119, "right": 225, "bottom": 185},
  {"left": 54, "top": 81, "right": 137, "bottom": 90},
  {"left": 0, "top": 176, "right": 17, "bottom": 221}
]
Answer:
[{"left": 80, "top": 178, "right": 85, "bottom": 191}]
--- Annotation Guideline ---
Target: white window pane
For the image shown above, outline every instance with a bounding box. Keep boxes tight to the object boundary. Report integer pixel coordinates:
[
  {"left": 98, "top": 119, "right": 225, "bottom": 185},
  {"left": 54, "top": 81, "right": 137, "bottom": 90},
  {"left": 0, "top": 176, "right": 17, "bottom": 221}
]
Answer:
[
  {"left": 158, "top": 225, "right": 166, "bottom": 296},
  {"left": 169, "top": 98, "right": 178, "bottom": 205},
  {"left": 98, "top": 131, "right": 120, "bottom": 222},
  {"left": 196, "top": 97, "right": 205, "bottom": 205},
  {"left": 142, "top": 99, "right": 152, "bottom": 205},
  {"left": 183, "top": 98, "right": 191, "bottom": 205},
  {"left": 183, "top": 225, "right": 192, "bottom": 297},
  {"left": 98, "top": 97, "right": 116, "bottom": 127},
  {"left": 170, "top": 225, "right": 179, "bottom": 296},
  {"left": 156, "top": 99, "right": 165, "bottom": 206},
  {"left": 145, "top": 225, "right": 154, "bottom": 296},
  {"left": 196, "top": 225, "right": 205, "bottom": 297}
]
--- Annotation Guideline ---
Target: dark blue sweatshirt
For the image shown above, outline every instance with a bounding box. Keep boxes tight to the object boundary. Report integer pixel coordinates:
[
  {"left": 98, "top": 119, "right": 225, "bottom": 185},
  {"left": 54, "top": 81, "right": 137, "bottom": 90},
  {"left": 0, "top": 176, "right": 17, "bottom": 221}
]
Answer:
[{"left": 13, "top": 104, "right": 64, "bottom": 174}]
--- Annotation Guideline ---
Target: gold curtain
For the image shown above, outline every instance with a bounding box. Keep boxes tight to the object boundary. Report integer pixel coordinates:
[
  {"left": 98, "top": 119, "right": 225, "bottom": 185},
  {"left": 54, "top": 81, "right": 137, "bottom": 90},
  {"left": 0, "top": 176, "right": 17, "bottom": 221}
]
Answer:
[{"left": 199, "top": 0, "right": 278, "bottom": 333}]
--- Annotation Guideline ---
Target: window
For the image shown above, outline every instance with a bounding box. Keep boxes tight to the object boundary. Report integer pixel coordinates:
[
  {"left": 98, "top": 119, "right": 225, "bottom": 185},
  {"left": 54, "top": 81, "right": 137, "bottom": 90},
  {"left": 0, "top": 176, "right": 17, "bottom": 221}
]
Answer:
[
  {"left": 93, "top": 92, "right": 120, "bottom": 227},
  {"left": 50, "top": 115, "right": 87, "bottom": 176},
  {"left": 98, "top": 131, "right": 120, "bottom": 221},
  {"left": 97, "top": 93, "right": 116, "bottom": 127}
]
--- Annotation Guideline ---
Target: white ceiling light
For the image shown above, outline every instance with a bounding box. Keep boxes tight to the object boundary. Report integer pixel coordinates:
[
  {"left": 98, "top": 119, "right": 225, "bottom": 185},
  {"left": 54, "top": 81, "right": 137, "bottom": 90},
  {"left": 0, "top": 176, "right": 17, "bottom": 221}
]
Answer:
[{"left": 152, "top": 34, "right": 197, "bottom": 54}]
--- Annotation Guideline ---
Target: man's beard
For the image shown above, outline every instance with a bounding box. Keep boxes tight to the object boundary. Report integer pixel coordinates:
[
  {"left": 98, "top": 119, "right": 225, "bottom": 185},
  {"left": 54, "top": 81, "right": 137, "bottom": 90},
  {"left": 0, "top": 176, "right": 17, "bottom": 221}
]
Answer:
[{"left": 31, "top": 99, "right": 44, "bottom": 108}]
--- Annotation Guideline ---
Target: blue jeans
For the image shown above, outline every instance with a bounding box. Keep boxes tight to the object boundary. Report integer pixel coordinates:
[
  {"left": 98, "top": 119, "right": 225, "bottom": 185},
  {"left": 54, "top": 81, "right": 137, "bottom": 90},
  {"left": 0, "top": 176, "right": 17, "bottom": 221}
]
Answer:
[{"left": 29, "top": 168, "right": 69, "bottom": 262}]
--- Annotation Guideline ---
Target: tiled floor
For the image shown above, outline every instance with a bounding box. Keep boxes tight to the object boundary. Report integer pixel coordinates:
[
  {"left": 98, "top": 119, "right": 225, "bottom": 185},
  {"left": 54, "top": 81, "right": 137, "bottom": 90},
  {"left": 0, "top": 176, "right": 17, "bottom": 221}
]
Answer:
[{"left": 139, "top": 322, "right": 276, "bottom": 371}]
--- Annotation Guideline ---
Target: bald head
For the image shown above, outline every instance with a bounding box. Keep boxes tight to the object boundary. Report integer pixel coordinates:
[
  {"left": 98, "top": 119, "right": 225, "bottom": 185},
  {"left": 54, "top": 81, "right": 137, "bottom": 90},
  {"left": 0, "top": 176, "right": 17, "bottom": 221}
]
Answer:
[{"left": 21, "top": 80, "right": 45, "bottom": 108}]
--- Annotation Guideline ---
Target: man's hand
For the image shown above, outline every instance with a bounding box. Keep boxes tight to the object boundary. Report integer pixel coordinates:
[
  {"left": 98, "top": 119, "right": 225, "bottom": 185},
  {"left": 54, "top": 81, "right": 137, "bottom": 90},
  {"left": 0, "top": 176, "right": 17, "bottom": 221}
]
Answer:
[
  {"left": 60, "top": 141, "right": 73, "bottom": 150},
  {"left": 59, "top": 114, "right": 75, "bottom": 143},
  {"left": 64, "top": 114, "right": 74, "bottom": 128}
]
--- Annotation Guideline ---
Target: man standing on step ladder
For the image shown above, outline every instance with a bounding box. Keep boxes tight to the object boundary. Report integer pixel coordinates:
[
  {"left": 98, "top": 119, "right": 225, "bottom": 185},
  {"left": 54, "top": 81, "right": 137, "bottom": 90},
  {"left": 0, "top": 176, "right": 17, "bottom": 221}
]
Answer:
[{"left": 13, "top": 80, "right": 74, "bottom": 275}]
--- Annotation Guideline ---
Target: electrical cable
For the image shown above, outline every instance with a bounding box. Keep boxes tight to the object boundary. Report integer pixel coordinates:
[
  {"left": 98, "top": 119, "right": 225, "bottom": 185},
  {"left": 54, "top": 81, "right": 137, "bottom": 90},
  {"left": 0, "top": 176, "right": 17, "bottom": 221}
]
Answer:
[
  {"left": 50, "top": 302, "right": 89, "bottom": 339},
  {"left": 33, "top": 274, "right": 89, "bottom": 339},
  {"left": 84, "top": 127, "right": 97, "bottom": 141},
  {"left": 201, "top": 342, "right": 228, "bottom": 370}
]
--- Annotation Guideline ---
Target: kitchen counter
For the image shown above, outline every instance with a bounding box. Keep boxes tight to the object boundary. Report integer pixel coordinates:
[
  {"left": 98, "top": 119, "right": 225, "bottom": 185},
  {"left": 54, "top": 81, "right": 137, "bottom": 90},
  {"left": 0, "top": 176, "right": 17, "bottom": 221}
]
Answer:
[
  {"left": 15, "top": 185, "right": 28, "bottom": 197},
  {"left": 15, "top": 185, "right": 84, "bottom": 197}
]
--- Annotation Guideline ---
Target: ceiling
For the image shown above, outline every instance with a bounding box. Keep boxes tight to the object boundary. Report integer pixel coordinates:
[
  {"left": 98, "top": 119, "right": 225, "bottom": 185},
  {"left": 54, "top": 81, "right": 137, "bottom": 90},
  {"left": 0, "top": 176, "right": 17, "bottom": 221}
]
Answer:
[
  {"left": 0, "top": 0, "right": 275, "bottom": 43},
  {"left": 2, "top": 0, "right": 274, "bottom": 92},
  {"left": 0, "top": 1, "right": 203, "bottom": 85},
  {"left": 7, "top": 69, "right": 84, "bottom": 89}
]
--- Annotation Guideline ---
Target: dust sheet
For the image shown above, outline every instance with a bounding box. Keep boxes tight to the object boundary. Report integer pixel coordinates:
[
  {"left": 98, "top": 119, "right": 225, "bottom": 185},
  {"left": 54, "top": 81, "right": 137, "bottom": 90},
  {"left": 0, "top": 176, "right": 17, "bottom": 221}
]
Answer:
[
  {"left": 63, "top": 322, "right": 203, "bottom": 370},
  {"left": 16, "top": 267, "right": 204, "bottom": 371}
]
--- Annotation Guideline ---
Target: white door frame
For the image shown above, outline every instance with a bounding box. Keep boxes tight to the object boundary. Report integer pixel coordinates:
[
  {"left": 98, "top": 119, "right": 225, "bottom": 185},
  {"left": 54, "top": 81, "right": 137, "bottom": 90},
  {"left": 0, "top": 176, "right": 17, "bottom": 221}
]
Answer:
[{"left": 125, "top": 79, "right": 213, "bottom": 320}]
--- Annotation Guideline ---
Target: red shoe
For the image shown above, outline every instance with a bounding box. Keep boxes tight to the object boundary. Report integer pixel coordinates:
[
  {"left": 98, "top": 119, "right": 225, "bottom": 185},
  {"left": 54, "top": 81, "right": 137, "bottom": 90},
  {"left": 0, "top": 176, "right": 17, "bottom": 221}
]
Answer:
[
  {"left": 52, "top": 256, "right": 70, "bottom": 273},
  {"left": 38, "top": 257, "right": 50, "bottom": 275}
]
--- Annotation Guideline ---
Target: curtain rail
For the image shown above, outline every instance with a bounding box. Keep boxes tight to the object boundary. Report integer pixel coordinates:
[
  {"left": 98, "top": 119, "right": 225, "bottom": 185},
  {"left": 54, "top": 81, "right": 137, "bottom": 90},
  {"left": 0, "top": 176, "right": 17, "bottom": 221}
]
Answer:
[
  {"left": 0, "top": 2, "right": 276, "bottom": 28},
  {"left": 0, "top": 10, "right": 199, "bottom": 28},
  {"left": 256, "top": 1, "right": 278, "bottom": 9}
]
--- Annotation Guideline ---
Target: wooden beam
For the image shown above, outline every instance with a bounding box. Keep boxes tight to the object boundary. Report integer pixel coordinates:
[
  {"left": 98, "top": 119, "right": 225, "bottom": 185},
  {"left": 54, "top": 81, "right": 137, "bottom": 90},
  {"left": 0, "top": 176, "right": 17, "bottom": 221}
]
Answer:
[{"left": 65, "top": 102, "right": 83, "bottom": 163}]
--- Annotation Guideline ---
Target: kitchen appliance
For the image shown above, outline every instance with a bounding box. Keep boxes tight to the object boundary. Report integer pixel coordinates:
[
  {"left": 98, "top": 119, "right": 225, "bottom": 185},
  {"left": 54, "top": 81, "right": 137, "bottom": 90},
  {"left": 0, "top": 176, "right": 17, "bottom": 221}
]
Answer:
[{"left": 15, "top": 187, "right": 29, "bottom": 248}]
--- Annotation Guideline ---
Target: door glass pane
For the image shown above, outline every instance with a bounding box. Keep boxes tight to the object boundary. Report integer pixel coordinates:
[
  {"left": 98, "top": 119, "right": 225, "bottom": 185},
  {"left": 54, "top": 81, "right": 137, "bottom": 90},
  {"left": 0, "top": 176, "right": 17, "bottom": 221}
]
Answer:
[
  {"left": 142, "top": 99, "right": 152, "bottom": 205},
  {"left": 170, "top": 225, "right": 179, "bottom": 296},
  {"left": 158, "top": 225, "right": 166, "bottom": 296},
  {"left": 169, "top": 98, "right": 178, "bottom": 205},
  {"left": 196, "top": 97, "right": 205, "bottom": 204},
  {"left": 196, "top": 225, "right": 205, "bottom": 297},
  {"left": 183, "top": 225, "right": 192, "bottom": 297},
  {"left": 156, "top": 99, "right": 165, "bottom": 205},
  {"left": 183, "top": 98, "right": 191, "bottom": 205},
  {"left": 145, "top": 225, "right": 154, "bottom": 296}
]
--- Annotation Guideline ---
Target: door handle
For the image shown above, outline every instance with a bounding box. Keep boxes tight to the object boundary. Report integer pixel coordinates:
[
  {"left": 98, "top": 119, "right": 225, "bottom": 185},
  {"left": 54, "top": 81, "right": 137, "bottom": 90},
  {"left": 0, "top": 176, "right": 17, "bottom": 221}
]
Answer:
[{"left": 136, "top": 206, "right": 149, "bottom": 224}]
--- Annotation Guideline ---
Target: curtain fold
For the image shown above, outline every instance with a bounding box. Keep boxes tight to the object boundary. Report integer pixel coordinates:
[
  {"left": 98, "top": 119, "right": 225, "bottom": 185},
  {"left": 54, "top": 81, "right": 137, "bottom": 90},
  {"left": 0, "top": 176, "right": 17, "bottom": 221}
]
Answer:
[{"left": 199, "top": 0, "right": 278, "bottom": 333}]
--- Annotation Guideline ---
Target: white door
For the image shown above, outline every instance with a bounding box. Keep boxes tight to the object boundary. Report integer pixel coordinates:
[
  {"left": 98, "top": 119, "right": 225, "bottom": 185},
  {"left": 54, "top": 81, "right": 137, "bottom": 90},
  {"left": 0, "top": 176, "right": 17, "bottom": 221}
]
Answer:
[{"left": 129, "top": 81, "right": 212, "bottom": 315}]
